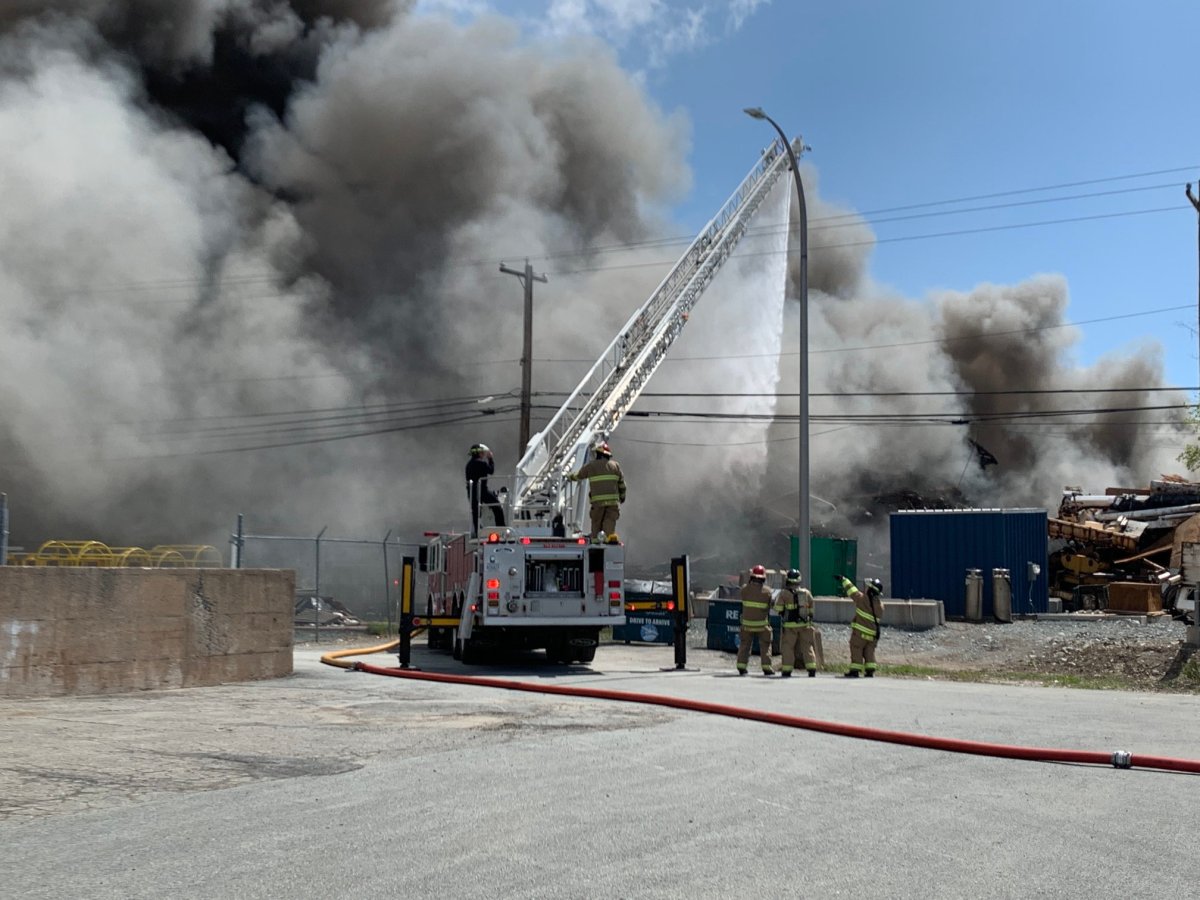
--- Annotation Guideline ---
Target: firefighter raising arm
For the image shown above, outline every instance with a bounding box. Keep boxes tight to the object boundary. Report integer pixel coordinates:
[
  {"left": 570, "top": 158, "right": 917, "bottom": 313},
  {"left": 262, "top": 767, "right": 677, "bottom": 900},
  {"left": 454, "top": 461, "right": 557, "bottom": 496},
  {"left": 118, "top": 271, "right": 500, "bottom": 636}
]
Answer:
[{"left": 839, "top": 576, "right": 883, "bottom": 678}]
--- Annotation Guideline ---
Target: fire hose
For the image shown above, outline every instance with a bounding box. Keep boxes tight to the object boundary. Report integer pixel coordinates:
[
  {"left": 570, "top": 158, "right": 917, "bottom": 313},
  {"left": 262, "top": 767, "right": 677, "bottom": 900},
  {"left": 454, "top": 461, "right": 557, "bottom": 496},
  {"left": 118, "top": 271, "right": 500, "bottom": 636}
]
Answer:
[{"left": 321, "top": 641, "right": 1200, "bottom": 775}]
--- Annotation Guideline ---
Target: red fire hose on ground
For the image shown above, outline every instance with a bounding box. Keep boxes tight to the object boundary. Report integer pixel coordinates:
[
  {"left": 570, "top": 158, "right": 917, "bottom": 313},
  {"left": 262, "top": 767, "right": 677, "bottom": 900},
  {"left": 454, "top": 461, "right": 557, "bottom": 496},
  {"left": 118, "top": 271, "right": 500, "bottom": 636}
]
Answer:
[{"left": 321, "top": 643, "right": 1200, "bottom": 775}]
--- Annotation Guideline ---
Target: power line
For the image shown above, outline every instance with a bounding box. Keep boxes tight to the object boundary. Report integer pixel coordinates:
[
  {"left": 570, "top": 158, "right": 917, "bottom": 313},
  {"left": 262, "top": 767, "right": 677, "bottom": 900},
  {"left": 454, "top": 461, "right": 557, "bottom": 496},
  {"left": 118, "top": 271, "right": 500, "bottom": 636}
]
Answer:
[
  {"left": 470, "top": 164, "right": 1200, "bottom": 267},
  {"left": 127, "top": 382, "right": 1197, "bottom": 442},
  {"left": 522, "top": 303, "right": 1195, "bottom": 364},
  {"left": 545, "top": 205, "right": 1184, "bottom": 277},
  {"left": 26, "top": 165, "right": 1199, "bottom": 300}
]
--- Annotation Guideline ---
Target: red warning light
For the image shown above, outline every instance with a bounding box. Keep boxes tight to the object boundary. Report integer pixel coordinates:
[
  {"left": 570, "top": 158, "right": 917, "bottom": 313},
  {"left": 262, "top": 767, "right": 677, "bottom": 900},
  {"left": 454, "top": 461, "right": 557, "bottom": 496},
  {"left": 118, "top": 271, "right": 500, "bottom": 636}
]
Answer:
[
  {"left": 487, "top": 533, "right": 500, "bottom": 543},
  {"left": 610, "top": 591, "right": 622, "bottom": 600},
  {"left": 411, "top": 617, "right": 423, "bottom": 627},
  {"left": 666, "top": 601, "right": 676, "bottom": 611},
  {"left": 520, "top": 537, "right": 532, "bottom": 545},
  {"left": 576, "top": 538, "right": 587, "bottom": 545},
  {"left": 486, "top": 578, "right": 500, "bottom": 589}
]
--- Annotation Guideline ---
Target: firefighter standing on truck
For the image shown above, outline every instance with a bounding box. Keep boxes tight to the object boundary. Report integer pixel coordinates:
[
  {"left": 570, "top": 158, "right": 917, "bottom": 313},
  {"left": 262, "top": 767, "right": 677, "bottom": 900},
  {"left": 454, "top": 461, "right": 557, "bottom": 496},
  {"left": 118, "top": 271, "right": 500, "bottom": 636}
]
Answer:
[
  {"left": 567, "top": 441, "right": 626, "bottom": 543},
  {"left": 736, "top": 564, "right": 775, "bottom": 676},
  {"left": 839, "top": 575, "right": 883, "bottom": 677},
  {"left": 466, "top": 443, "right": 506, "bottom": 530},
  {"left": 778, "top": 568, "right": 818, "bottom": 678}
]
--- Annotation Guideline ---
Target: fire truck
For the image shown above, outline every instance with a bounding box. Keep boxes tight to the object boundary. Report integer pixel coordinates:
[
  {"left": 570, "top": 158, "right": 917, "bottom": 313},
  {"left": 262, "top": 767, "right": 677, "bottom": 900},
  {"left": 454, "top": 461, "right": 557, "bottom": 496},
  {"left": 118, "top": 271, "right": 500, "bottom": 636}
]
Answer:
[{"left": 420, "top": 136, "right": 805, "bottom": 664}]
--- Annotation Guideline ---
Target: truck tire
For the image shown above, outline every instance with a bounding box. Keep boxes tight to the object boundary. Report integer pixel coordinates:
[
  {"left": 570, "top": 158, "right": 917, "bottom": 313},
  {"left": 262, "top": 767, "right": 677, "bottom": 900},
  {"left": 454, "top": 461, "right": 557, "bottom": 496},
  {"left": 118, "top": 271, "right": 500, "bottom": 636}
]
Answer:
[
  {"left": 572, "top": 645, "right": 597, "bottom": 664},
  {"left": 458, "top": 637, "right": 480, "bottom": 665},
  {"left": 545, "top": 638, "right": 571, "bottom": 665}
]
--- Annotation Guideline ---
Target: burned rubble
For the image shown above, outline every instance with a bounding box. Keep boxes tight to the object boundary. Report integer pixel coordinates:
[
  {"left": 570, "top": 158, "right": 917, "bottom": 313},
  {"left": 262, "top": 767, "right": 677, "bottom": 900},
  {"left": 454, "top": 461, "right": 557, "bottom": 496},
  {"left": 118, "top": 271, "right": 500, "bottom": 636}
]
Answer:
[{"left": 1050, "top": 475, "right": 1200, "bottom": 620}]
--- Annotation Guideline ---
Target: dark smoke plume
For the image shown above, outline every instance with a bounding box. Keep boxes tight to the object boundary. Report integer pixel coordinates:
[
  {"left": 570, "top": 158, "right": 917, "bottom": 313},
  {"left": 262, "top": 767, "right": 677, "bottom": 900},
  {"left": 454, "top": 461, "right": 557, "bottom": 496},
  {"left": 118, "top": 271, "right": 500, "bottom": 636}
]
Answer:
[{"left": 0, "top": 2, "right": 1187, "bottom": 587}]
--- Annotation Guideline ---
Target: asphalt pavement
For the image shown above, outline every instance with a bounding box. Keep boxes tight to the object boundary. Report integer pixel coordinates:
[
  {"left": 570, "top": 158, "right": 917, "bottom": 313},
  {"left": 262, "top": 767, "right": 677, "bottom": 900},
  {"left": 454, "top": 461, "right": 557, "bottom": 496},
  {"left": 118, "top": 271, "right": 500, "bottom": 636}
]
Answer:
[{"left": 3, "top": 640, "right": 1199, "bottom": 899}]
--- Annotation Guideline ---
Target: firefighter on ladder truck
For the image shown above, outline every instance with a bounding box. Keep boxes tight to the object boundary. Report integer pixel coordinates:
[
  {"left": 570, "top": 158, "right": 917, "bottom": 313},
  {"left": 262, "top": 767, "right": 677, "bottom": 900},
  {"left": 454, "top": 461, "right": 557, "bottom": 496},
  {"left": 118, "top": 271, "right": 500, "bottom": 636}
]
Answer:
[{"left": 567, "top": 441, "right": 626, "bottom": 543}]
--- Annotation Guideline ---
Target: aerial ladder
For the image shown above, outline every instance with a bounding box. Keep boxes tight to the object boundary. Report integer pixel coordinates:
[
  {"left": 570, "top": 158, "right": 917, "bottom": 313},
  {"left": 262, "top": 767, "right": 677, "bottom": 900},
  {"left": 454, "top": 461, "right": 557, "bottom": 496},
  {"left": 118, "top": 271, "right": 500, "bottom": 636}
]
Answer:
[{"left": 511, "top": 136, "right": 804, "bottom": 533}]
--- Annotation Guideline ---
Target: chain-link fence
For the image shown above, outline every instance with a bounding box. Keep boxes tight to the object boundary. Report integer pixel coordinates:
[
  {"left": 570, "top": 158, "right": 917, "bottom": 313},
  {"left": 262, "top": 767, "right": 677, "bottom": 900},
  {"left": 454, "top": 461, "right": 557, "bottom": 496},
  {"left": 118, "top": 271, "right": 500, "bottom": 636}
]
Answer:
[{"left": 230, "top": 516, "right": 422, "bottom": 640}]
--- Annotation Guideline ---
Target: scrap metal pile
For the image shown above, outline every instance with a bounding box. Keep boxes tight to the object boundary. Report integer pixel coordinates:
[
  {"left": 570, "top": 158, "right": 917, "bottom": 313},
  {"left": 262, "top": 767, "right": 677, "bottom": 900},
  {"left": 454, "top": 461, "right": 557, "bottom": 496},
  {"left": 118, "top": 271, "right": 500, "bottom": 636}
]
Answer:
[{"left": 1050, "top": 475, "right": 1200, "bottom": 613}]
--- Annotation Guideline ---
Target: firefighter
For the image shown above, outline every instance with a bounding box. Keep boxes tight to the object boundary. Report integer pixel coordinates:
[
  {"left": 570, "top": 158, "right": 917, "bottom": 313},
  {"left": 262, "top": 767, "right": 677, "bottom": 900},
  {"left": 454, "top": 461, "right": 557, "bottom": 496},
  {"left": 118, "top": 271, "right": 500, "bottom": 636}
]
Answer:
[
  {"left": 839, "top": 576, "right": 883, "bottom": 678},
  {"left": 778, "top": 569, "right": 818, "bottom": 678},
  {"left": 465, "top": 443, "right": 505, "bottom": 530},
  {"left": 736, "top": 564, "right": 775, "bottom": 676},
  {"left": 567, "top": 441, "right": 626, "bottom": 543}
]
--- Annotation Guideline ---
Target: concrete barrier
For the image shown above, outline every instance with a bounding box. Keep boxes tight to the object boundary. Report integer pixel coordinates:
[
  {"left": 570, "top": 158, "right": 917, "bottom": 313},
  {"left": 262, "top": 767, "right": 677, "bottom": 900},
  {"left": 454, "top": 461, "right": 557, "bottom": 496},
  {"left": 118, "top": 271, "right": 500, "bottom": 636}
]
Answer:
[
  {"left": 0, "top": 567, "right": 294, "bottom": 697},
  {"left": 812, "top": 597, "right": 943, "bottom": 630}
]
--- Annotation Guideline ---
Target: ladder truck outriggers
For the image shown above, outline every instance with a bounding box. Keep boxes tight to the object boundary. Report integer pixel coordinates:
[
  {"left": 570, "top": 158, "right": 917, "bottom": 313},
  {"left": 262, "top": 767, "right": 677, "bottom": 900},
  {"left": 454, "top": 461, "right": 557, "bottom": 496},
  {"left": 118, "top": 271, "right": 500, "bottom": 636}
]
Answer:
[{"left": 421, "top": 137, "right": 803, "bottom": 664}]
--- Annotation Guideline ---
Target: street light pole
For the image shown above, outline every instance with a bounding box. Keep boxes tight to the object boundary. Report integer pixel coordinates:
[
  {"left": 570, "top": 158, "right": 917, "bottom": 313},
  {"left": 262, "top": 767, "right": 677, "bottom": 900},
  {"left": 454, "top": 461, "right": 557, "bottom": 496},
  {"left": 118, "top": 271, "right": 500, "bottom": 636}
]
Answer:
[
  {"left": 500, "top": 259, "right": 548, "bottom": 459},
  {"left": 744, "top": 107, "right": 811, "bottom": 589}
]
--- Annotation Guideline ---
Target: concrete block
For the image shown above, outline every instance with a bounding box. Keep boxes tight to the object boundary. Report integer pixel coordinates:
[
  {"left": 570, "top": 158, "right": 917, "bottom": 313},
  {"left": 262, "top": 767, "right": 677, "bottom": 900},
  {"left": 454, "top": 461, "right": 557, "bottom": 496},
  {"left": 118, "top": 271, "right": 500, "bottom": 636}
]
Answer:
[
  {"left": 0, "top": 567, "right": 294, "bottom": 697},
  {"left": 814, "top": 597, "right": 855, "bottom": 624},
  {"left": 810, "top": 597, "right": 941, "bottom": 630},
  {"left": 882, "top": 600, "right": 942, "bottom": 630}
]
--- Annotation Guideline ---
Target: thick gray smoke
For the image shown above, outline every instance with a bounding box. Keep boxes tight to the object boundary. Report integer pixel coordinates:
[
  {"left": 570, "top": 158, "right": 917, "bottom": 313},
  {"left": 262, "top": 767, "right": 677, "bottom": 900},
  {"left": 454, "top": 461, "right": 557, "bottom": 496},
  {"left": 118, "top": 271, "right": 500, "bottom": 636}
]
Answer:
[
  {"left": 752, "top": 166, "right": 1189, "bottom": 576},
  {"left": 0, "top": 1, "right": 1186, "bottom": 585},
  {"left": 0, "top": 1, "right": 685, "bottom": 557}
]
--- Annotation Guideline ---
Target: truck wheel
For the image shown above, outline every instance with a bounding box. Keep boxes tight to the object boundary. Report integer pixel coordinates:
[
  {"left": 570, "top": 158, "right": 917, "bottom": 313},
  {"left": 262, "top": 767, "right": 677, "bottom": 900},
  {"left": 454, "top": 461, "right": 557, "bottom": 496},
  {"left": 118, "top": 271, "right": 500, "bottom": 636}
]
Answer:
[
  {"left": 459, "top": 638, "right": 480, "bottom": 665},
  {"left": 573, "top": 645, "right": 597, "bottom": 664},
  {"left": 546, "top": 639, "right": 571, "bottom": 664}
]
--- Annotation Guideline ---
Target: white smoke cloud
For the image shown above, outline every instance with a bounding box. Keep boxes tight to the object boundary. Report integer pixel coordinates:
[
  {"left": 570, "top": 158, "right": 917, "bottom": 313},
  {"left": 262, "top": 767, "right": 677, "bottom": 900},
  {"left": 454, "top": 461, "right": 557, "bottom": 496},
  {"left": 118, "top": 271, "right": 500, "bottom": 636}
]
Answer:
[{"left": 0, "top": 0, "right": 1186, "bottom": 585}]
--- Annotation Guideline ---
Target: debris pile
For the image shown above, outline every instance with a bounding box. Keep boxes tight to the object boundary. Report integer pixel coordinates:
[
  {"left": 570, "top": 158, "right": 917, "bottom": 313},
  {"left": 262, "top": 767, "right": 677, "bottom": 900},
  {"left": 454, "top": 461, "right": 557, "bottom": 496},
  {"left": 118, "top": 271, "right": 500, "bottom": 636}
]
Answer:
[
  {"left": 294, "top": 592, "right": 362, "bottom": 627},
  {"left": 1050, "top": 476, "right": 1200, "bottom": 614}
]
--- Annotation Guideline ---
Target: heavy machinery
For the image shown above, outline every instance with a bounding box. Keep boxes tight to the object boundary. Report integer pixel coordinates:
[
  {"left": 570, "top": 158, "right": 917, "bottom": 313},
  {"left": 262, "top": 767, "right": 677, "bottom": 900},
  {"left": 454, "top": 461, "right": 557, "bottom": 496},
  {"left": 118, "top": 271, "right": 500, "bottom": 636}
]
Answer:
[{"left": 421, "top": 137, "right": 804, "bottom": 663}]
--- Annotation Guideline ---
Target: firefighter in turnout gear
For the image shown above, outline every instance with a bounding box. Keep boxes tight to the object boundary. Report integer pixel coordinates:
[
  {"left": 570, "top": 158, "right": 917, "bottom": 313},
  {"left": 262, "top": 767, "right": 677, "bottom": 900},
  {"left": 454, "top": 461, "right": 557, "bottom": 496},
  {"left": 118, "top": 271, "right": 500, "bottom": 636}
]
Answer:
[
  {"left": 567, "top": 441, "right": 626, "bottom": 542},
  {"left": 736, "top": 564, "right": 775, "bottom": 676},
  {"left": 778, "top": 569, "right": 817, "bottom": 677},
  {"left": 465, "top": 443, "right": 505, "bottom": 530},
  {"left": 840, "top": 576, "right": 883, "bottom": 677}
]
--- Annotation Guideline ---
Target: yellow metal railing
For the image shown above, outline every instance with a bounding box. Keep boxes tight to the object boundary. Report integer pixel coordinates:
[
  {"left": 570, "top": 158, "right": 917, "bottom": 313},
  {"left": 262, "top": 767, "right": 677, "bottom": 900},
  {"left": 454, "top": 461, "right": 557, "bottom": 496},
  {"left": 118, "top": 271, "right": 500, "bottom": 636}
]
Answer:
[{"left": 5, "top": 540, "right": 223, "bottom": 567}]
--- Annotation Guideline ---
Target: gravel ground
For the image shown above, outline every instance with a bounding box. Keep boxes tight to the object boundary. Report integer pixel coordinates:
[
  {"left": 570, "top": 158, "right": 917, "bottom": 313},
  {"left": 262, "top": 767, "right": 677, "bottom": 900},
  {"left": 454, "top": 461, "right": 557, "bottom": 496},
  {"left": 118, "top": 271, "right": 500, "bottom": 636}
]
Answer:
[
  {"left": 684, "top": 614, "right": 1200, "bottom": 691},
  {"left": 302, "top": 613, "right": 1200, "bottom": 691}
]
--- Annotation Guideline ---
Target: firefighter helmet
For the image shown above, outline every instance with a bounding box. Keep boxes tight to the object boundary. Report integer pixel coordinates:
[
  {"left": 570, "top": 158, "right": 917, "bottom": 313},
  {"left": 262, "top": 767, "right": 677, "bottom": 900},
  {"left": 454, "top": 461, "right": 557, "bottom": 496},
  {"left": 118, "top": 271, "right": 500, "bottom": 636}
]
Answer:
[
  {"left": 750, "top": 564, "right": 766, "bottom": 579},
  {"left": 594, "top": 441, "right": 612, "bottom": 457},
  {"left": 865, "top": 578, "right": 883, "bottom": 597},
  {"left": 785, "top": 568, "right": 801, "bottom": 585},
  {"left": 469, "top": 443, "right": 490, "bottom": 456}
]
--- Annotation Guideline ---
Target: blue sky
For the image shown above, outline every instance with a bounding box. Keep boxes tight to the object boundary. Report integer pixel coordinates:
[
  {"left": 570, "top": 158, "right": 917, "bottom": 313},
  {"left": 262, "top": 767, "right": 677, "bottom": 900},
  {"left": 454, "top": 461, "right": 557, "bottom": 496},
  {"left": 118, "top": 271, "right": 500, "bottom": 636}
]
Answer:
[{"left": 420, "top": 0, "right": 1200, "bottom": 390}]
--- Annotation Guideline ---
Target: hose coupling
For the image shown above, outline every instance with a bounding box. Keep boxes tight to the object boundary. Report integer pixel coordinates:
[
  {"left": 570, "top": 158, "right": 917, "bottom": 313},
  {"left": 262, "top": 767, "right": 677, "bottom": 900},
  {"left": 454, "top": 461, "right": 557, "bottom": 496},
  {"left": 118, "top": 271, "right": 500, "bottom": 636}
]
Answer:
[{"left": 1111, "top": 750, "right": 1132, "bottom": 769}]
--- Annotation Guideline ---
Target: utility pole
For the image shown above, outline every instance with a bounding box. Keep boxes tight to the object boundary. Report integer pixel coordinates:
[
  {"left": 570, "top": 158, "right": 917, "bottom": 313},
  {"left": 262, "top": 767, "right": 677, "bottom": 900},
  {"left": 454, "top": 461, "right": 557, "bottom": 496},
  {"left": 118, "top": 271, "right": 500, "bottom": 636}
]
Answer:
[
  {"left": 1186, "top": 185, "right": 1200, "bottom": 648},
  {"left": 500, "top": 259, "right": 548, "bottom": 459},
  {"left": 1187, "top": 184, "right": 1200, "bottom": 390}
]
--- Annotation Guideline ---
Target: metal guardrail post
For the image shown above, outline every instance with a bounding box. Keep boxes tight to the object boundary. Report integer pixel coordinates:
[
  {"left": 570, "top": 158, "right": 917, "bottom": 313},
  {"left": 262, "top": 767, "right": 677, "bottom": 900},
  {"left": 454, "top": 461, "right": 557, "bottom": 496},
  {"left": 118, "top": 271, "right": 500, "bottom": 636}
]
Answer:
[
  {"left": 231, "top": 514, "right": 244, "bottom": 569},
  {"left": 382, "top": 530, "right": 393, "bottom": 637},
  {"left": 671, "top": 554, "right": 690, "bottom": 670},
  {"left": 1, "top": 493, "right": 8, "bottom": 567},
  {"left": 314, "top": 526, "right": 326, "bottom": 643},
  {"left": 399, "top": 556, "right": 416, "bottom": 668}
]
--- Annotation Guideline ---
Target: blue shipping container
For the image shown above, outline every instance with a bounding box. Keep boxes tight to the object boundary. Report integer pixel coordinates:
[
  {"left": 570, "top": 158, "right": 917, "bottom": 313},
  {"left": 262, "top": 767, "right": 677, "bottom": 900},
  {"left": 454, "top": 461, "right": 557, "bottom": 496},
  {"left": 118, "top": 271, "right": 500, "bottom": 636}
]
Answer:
[{"left": 890, "top": 509, "right": 1048, "bottom": 618}]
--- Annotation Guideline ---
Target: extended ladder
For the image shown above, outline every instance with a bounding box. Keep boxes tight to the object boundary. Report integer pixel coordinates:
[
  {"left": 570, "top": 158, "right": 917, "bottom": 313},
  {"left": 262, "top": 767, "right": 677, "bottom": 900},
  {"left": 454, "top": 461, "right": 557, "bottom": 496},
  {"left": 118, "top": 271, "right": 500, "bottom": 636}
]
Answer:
[{"left": 512, "top": 137, "right": 803, "bottom": 525}]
